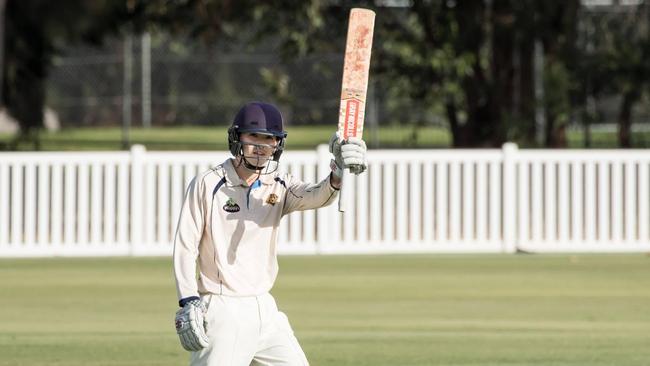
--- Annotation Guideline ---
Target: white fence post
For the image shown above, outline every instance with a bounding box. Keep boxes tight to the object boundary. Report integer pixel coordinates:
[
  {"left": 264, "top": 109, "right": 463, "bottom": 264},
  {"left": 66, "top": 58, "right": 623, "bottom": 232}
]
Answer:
[
  {"left": 502, "top": 143, "right": 518, "bottom": 253},
  {"left": 0, "top": 162, "right": 9, "bottom": 247},
  {"left": 130, "top": 145, "right": 146, "bottom": 254}
]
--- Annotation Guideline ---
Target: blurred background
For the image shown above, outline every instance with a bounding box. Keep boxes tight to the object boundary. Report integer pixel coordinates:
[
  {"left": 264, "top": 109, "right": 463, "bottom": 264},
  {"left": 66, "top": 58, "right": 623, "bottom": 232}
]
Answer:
[
  {"left": 1, "top": 2, "right": 650, "bottom": 366},
  {"left": 0, "top": 0, "right": 649, "bottom": 150}
]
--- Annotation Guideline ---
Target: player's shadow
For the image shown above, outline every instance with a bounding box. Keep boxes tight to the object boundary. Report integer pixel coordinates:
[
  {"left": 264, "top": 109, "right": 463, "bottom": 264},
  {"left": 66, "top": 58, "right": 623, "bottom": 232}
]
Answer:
[
  {"left": 228, "top": 220, "right": 246, "bottom": 264},
  {"left": 221, "top": 190, "right": 281, "bottom": 265}
]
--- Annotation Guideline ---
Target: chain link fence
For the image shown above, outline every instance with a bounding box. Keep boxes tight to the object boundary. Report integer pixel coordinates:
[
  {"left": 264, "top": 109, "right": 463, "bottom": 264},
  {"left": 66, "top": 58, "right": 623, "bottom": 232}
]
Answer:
[
  {"left": 46, "top": 33, "right": 400, "bottom": 130},
  {"left": 44, "top": 31, "right": 649, "bottom": 147}
]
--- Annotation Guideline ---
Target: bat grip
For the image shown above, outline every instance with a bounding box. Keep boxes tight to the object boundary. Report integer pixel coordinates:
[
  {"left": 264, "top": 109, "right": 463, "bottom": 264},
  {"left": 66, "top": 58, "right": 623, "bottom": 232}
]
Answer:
[{"left": 338, "top": 168, "right": 352, "bottom": 212}]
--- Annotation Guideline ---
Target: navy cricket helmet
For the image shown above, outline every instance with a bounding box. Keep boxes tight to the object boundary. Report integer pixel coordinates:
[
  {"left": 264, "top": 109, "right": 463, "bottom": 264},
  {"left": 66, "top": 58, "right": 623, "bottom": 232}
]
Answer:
[{"left": 227, "top": 102, "right": 288, "bottom": 161}]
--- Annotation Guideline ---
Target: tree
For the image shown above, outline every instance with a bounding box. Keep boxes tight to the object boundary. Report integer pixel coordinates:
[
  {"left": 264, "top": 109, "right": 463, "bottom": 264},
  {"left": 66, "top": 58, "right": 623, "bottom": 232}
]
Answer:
[
  {"left": 575, "top": 2, "right": 650, "bottom": 148},
  {"left": 375, "top": 0, "right": 579, "bottom": 147},
  {"left": 144, "top": 0, "right": 583, "bottom": 148},
  {"left": 2, "top": 0, "right": 130, "bottom": 149},
  {"left": 7, "top": 0, "right": 646, "bottom": 149},
  {"left": 604, "top": 3, "right": 648, "bottom": 148}
]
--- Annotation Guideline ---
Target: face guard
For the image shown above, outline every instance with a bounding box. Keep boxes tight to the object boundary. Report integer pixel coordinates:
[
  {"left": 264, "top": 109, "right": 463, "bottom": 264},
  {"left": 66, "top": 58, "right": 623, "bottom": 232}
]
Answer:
[{"left": 239, "top": 139, "right": 280, "bottom": 172}]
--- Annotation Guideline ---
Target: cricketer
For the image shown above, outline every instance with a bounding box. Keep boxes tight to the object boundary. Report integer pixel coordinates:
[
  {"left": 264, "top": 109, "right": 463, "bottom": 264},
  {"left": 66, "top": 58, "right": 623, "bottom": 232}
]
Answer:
[{"left": 172, "top": 101, "right": 367, "bottom": 365}]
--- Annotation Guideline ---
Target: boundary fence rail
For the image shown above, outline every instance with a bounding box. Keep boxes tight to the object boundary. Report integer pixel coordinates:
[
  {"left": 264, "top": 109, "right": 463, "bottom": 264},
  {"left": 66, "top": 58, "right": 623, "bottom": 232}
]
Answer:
[{"left": 1, "top": 144, "right": 649, "bottom": 256}]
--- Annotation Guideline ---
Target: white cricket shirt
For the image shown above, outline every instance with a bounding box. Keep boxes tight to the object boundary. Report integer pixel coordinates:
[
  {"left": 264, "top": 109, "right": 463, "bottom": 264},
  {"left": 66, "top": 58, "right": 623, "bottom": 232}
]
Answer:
[{"left": 173, "top": 158, "right": 338, "bottom": 300}]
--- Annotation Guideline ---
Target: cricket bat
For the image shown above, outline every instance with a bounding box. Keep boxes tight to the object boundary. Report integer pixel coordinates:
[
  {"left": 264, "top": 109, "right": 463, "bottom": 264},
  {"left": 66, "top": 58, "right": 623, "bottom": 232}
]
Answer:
[{"left": 337, "top": 8, "right": 375, "bottom": 212}]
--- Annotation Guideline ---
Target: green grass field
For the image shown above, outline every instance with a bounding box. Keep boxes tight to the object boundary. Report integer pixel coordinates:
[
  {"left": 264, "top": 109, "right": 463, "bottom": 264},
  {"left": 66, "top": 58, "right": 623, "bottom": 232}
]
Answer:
[
  {"left": 0, "top": 125, "right": 452, "bottom": 151},
  {"left": 1, "top": 254, "right": 649, "bottom": 366}
]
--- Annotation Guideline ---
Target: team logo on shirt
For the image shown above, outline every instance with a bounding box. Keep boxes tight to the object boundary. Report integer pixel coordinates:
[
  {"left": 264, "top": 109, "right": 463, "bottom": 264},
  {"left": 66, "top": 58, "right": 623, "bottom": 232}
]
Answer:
[
  {"left": 223, "top": 197, "right": 240, "bottom": 213},
  {"left": 266, "top": 194, "right": 279, "bottom": 205}
]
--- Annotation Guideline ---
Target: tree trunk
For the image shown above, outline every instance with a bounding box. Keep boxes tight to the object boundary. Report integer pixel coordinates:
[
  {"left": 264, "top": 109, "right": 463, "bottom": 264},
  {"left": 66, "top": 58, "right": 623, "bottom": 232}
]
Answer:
[
  {"left": 617, "top": 90, "right": 639, "bottom": 148},
  {"left": 451, "top": 0, "right": 490, "bottom": 147},
  {"left": 446, "top": 100, "right": 461, "bottom": 147},
  {"left": 541, "top": 56, "right": 570, "bottom": 148},
  {"left": 0, "top": 0, "right": 6, "bottom": 105},
  {"left": 538, "top": 0, "right": 579, "bottom": 148},
  {"left": 489, "top": 0, "right": 515, "bottom": 145},
  {"left": 546, "top": 121, "right": 567, "bottom": 148},
  {"left": 518, "top": 35, "right": 536, "bottom": 146},
  {"left": 4, "top": 0, "right": 47, "bottom": 148}
]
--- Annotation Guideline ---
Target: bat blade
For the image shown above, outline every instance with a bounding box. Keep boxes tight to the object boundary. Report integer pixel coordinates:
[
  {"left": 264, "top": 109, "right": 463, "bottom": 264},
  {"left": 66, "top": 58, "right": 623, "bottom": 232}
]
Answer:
[
  {"left": 338, "top": 8, "right": 375, "bottom": 142},
  {"left": 337, "top": 8, "right": 375, "bottom": 212},
  {"left": 338, "top": 8, "right": 375, "bottom": 212}
]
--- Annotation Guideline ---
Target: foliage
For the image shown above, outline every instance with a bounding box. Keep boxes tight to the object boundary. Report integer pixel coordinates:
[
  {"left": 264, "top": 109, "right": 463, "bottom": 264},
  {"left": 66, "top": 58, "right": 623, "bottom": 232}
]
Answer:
[
  {"left": 577, "top": 2, "right": 650, "bottom": 147},
  {"left": 2, "top": 0, "right": 650, "bottom": 149},
  {"left": 2, "top": 0, "right": 129, "bottom": 148},
  {"left": 285, "top": 1, "right": 582, "bottom": 147}
]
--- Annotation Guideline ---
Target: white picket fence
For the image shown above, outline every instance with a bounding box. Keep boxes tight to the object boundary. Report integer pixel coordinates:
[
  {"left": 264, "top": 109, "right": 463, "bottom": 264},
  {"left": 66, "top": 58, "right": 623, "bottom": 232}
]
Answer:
[{"left": 1, "top": 144, "right": 649, "bottom": 257}]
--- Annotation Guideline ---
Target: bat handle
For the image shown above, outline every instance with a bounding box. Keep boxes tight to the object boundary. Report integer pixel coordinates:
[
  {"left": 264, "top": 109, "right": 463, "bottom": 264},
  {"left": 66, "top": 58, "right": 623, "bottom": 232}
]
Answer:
[{"left": 338, "top": 168, "right": 352, "bottom": 212}]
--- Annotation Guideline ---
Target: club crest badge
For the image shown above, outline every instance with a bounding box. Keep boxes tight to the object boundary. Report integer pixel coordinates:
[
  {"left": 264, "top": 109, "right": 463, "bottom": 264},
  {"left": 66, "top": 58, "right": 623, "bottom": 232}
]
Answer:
[
  {"left": 266, "top": 194, "right": 279, "bottom": 205},
  {"left": 223, "top": 197, "right": 240, "bottom": 213}
]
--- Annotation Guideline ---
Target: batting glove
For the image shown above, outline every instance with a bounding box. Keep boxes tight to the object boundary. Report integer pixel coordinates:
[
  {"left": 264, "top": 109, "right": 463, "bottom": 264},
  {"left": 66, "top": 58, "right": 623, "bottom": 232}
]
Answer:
[
  {"left": 174, "top": 298, "right": 209, "bottom": 352},
  {"left": 328, "top": 132, "right": 368, "bottom": 177}
]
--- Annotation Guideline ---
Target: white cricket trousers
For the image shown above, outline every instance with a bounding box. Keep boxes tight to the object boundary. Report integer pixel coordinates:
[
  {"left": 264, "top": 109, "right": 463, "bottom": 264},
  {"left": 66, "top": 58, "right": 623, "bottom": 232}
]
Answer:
[{"left": 190, "top": 292, "right": 309, "bottom": 366}]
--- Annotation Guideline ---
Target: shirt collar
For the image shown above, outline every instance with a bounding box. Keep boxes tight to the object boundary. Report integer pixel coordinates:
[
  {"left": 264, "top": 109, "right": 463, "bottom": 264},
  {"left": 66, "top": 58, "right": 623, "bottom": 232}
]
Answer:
[{"left": 223, "top": 158, "right": 276, "bottom": 187}]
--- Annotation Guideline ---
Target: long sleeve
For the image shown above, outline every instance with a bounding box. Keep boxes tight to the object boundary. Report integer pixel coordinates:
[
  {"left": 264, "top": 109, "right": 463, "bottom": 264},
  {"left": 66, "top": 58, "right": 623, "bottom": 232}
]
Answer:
[
  {"left": 282, "top": 174, "right": 338, "bottom": 216},
  {"left": 173, "top": 175, "right": 206, "bottom": 301}
]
